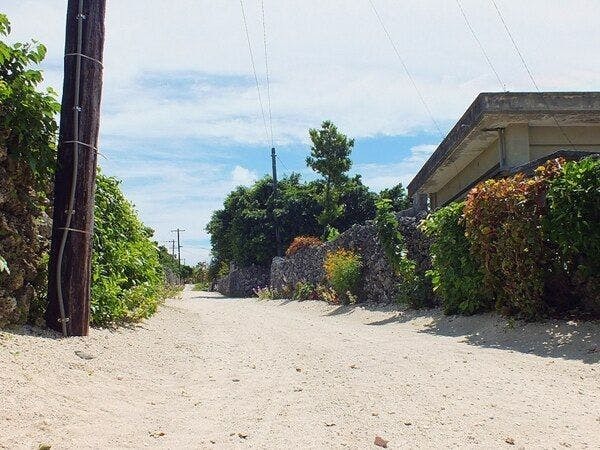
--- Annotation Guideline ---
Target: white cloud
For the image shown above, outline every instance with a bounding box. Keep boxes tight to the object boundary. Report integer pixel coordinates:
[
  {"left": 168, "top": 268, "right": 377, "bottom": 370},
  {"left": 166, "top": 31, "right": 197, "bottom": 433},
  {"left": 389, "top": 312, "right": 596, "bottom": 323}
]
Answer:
[
  {"left": 231, "top": 165, "right": 258, "bottom": 187},
  {"left": 5, "top": 1, "right": 600, "bottom": 144}
]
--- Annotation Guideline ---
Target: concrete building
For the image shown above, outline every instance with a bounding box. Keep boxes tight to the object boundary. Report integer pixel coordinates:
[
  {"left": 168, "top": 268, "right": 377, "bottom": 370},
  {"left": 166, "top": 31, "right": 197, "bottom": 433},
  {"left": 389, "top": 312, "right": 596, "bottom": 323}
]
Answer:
[{"left": 407, "top": 92, "right": 600, "bottom": 210}]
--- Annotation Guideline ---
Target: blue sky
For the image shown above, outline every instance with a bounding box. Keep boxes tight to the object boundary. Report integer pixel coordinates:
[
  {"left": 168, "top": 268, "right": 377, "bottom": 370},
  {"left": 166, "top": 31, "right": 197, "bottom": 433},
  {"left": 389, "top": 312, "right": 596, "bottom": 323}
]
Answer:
[{"left": 5, "top": 0, "right": 600, "bottom": 263}]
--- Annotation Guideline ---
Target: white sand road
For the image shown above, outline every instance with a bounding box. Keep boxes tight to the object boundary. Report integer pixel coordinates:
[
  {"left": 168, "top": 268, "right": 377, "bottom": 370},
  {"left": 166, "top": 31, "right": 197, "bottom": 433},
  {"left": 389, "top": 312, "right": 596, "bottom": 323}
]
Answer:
[{"left": 1, "top": 285, "right": 599, "bottom": 449}]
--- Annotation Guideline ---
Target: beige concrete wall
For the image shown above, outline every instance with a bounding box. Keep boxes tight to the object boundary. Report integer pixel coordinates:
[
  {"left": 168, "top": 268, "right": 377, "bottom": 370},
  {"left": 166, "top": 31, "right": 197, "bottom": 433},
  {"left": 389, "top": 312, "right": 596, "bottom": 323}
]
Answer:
[
  {"left": 529, "top": 126, "right": 600, "bottom": 160},
  {"left": 504, "top": 123, "right": 530, "bottom": 167},
  {"left": 436, "top": 139, "right": 499, "bottom": 206}
]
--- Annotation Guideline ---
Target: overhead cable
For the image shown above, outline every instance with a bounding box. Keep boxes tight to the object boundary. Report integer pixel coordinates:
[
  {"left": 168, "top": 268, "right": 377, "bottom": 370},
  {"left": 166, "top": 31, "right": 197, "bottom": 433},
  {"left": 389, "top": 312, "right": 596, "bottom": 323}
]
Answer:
[
  {"left": 455, "top": 0, "right": 506, "bottom": 92},
  {"left": 239, "top": 0, "right": 270, "bottom": 144},
  {"left": 367, "top": 0, "right": 443, "bottom": 137},
  {"left": 260, "top": 0, "right": 275, "bottom": 147}
]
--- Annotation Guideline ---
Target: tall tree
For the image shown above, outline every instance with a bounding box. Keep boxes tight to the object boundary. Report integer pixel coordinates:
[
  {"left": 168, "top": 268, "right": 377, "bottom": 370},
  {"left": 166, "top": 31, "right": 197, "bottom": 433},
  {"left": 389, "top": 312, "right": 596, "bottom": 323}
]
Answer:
[
  {"left": 306, "top": 121, "right": 354, "bottom": 232},
  {"left": 379, "top": 182, "right": 410, "bottom": 212}
]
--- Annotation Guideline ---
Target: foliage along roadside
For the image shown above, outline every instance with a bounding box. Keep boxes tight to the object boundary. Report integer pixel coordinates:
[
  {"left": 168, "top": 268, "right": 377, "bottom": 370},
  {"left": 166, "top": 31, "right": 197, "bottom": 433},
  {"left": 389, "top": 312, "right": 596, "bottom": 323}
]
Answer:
[
  {"left": 0, "top": 14, "right": 57, "bottom": 327},
  {"left": 420, "top": 201, "right": 489, "bottom": 315},
  {"left": 424, "top": 157, "right": 599, "bottom": 319},
  {"left": 0, "top": 14, "right": 59, "bottom": 183},
  {"left": 374, "top": 199, "right": 432, "bottom": 308},
  {"left": 91, "top": 171, "right": 181, "bottom": 325},
  {"left": 324, "top": 248, "right": 362, "bottom": 304}
]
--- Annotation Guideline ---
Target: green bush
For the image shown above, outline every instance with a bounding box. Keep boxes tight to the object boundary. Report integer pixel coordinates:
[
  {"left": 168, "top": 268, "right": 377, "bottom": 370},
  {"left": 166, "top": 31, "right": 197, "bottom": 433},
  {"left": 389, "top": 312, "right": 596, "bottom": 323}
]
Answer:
[
  {"left": 0, "top": 14, "right": 59, "bottom": 182},
  {"left": 91, "top": 172, "right": 165, "bottom": 325},
  {"left": 324, "top": 248, "right": 362, "bottom": 304},
  {"left": 546, "top": 156, "right": 600, "bottom": 313},
  {"left": 374, "top": 199, "right": 432, "bottom": 308},
  {"left": 421, "top": 202, "right": 489, "bottom": 315}
]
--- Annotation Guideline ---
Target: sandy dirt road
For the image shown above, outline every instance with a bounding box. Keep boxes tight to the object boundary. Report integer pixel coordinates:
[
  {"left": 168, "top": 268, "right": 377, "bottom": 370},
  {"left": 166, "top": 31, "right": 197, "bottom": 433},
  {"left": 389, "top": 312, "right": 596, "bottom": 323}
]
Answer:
[{"left": 1, "top": 285, "right": 599, "bottom": 449}]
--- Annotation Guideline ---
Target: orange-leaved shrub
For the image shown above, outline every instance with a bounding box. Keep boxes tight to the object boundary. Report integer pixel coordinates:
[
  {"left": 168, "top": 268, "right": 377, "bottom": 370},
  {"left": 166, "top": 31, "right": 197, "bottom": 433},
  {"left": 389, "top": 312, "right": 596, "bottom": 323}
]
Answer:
[
  {"left": 463, "top": 159, "right": 564, "bottom": 319},
  {"left": 286, "top": 236, "right": 323, "bottom": 256}
]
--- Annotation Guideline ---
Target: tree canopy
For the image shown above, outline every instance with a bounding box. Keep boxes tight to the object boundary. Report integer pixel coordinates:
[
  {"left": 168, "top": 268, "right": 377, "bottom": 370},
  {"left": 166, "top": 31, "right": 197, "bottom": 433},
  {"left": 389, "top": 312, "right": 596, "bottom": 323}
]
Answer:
[
  {"left": 306, "top": 121, "right": 354, "bottom": 230},
  {"left": 206, "top": 172, "right": 404, "bottom": 270}
]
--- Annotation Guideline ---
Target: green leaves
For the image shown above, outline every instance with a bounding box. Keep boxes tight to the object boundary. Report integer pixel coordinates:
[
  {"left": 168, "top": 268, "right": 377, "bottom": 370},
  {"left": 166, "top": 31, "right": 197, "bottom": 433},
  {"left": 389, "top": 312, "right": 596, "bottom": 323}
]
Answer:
[
  {"left": 0, "top": 15, "right": 58, "bottom": 182},
  {"left": 421, "top": 201, "right": 489, "bottom": 315},
  {"left": 91, "top": 172, "right": 164, "bottom": 325},
  {"left": 0, "top": 14, "right": 10, "bottom": 36},
  {"left": 375, "top": 199, "right": 432, "bottom": 308}
]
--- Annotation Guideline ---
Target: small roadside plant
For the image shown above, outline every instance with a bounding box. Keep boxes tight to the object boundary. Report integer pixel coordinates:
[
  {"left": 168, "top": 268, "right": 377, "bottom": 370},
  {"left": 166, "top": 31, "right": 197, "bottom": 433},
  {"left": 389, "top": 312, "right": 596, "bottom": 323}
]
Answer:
[
  {"left": 193, "top": 282, "right": 210, "bottom": 291},
  {"left": 286, "top": 236, "right": 323, "bottom": 256},
  {"left": 292, "top": 281, "right": 317, "bottom": 301},
  {"left": 254, "top": 286, "right": 275, "bottom": 300},
  {"left": 324, "top": 248, "right": 362, "bottom": 304},
  {"left": 0, "top": 256, "right": 8, "bottom": 274},
  {"left": 421, "top": 201, "right": 490, "bottom": 315},
  {"left": 325, "top": 225, "right": 340, "bottom": 242},
  {"left": 375, "top": 199, "right": 431, "bottom": 308},
  {"left": 315, "top": 284, "right": 340, "bottom": 304}
]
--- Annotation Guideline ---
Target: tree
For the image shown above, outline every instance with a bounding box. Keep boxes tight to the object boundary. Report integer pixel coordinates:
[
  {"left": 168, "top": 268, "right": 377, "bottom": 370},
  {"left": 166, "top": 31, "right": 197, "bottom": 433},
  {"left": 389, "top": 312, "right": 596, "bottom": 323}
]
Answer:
[
  {"left": 206, "top": 174, "right": 323, "bottom": 269},
  {"left": 306, "top": 121, "right": 354, "bottom": 232},
  {"left": 332, "top": 175, "right": 378, "bottom": 230},
  {"left": 378, "top": 182, "right": 410, "bottom": 212}
]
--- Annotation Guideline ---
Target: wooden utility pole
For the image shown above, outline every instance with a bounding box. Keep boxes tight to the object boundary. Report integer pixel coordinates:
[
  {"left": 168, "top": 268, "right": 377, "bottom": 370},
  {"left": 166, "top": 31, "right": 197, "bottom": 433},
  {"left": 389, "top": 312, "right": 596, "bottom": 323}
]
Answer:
[
  {"left": 271, "top": 147, "right": 282, "bottom": 256},
  {"left": 165, "top": 239, "right": 176, "bottom": 257},
  {"left": 46, "top": 0, "right": 106, "bottom": 336},
  {"left": 171, "top": 228, "right": 185, "bottom": 268}
]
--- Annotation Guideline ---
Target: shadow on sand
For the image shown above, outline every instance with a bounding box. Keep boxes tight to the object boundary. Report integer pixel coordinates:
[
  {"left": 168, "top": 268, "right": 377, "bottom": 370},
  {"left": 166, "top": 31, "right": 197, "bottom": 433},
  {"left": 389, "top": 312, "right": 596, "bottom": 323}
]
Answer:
[{"left": 316, "top": 301, "right": 600, "bottom": 364}]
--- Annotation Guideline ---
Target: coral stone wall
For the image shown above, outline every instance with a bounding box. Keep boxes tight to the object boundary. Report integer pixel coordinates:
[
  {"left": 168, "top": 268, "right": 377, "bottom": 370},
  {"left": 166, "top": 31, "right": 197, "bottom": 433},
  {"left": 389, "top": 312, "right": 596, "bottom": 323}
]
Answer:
[
  {"left": 0, "top": 147, "right": 51, "bottom": 327},
  {"left": 270, "top": 214, "right": 431, "bottom": 304},
  {"left": 216, "top": 265, "right": 270, "bottom": 297}
]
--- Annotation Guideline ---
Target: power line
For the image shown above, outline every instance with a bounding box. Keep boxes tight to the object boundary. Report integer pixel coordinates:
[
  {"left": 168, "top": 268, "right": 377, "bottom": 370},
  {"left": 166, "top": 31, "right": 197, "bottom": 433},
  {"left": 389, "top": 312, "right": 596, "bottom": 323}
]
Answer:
[
  {"left": 239, "top": 0, "right": 270, "bottom": 144},
  {"left": 490, "top": 0, "right": 575, "bottom": 149},
  {"left": 489, "top": 0, "right": 538, "bottom": 91},
  {"left": 276, "top": 154, "right": 291, "bottom": 174},
  {"left": 367, "top": 0, "right": 443, "bottom": 138},
  {"left": 455, "top": 0, "right": 506, "bottom": 92},
  {"left": 260, "top": 0, "right": 275, "bottom": 148}
]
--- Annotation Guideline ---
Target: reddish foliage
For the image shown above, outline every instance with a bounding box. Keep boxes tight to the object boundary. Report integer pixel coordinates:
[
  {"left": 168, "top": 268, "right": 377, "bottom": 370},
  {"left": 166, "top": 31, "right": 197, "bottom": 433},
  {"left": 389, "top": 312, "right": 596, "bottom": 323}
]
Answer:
[
  {"left": 463, "top": 158, "right": 564, "bottom": 318},
  {"left": 285, "top": 236, "right": 323, "bottom": 256}
]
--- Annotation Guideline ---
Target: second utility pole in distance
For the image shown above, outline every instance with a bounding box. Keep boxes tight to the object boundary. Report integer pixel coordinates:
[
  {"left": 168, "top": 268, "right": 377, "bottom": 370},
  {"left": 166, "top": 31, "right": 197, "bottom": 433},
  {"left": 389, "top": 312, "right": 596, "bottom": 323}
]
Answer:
[
  {"left": 164, "top": 239, "right": 176, "bottom": 257},
  {"left": 271, "top": 147, "right": 282, "bottom": 256},
  {"left": 170, "top": 228, "right": 185, "bottom": 268}
]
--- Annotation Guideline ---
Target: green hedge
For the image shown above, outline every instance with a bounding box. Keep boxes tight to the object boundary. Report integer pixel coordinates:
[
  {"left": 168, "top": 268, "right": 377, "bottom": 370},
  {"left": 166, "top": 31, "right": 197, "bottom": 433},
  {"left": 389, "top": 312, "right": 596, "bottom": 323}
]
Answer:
[
  {"left": 91, "top": 172, "right": 165, "bottom": 325},
  {"left": 421, "top": 202, "right": 489, "bottom": 315},
  {"left": 545, "top": 157, "right": 600, "bottom": 314}
]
